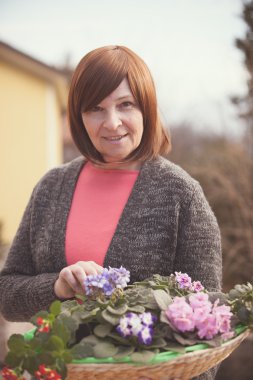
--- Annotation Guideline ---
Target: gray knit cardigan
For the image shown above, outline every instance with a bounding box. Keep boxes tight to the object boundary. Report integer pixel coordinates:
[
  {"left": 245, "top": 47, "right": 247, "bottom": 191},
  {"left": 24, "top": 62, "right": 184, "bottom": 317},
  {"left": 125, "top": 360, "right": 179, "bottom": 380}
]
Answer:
[{"left": 0, "top": 156, "right": 222, "bottom": 379}]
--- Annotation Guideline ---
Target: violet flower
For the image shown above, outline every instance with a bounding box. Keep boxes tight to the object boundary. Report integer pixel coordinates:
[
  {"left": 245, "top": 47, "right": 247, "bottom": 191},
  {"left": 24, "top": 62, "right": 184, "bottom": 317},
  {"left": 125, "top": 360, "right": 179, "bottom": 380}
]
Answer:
[
  {"left": 84, "top": 266, "right": 130, "bottom": 297},
  {"left": 175, "top": 272, "right": 192, "bottom": 290},
  {"left": 117, "top": 312, "right": 156, "bottom": 345}
]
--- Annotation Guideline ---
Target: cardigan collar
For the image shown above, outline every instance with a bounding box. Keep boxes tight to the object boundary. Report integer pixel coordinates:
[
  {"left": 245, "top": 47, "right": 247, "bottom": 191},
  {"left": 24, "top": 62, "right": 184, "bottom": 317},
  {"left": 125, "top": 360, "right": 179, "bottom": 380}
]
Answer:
[{"left": 49, "top": 156, "right": 166, "bottom": 269}]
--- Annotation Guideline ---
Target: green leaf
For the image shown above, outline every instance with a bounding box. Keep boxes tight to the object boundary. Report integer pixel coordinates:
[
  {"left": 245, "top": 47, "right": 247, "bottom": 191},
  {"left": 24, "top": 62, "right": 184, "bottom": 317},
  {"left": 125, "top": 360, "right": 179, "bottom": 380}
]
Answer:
[
  {"left": 94, "top": 324, "right": 113, "bottom": 338},
  {"left": 61, "top": 299, "right": 80, "bottom": 311},
  {"left": 45, "top": 335, "right": 65, "bottom": 351},
  {"left": 153, "top": 289, "right": 172, "bottom": 310},
  {"left": 37, "top": 352, "right": 55, "bottom": 365},
  {"left": 50, "top": 300, "right": 62, "bottom": 316},
  {"left": 101, "top": 310, "right": 120, "bottom": 325},
  {"left": 23, "top": 356, "right": 40, "bottom": 373},
  {"left": 107, "top": 304, "right": 128, "bottom": 315},
  {"left": 55, "top": 358, "right": 67, "bottom": 378},
  {"left": 238, "top": 307, "right": 250, "bottom": 322},
  {"left": 130, "top": 350, "right": 155, "bottom": 363},
  {"left": 163, "top": 343, "right": 186, "bottom": 353},
  {"left": 71, "top": 342, "right": 94, "bottom": 359},
  {"left": 93, "top": 342, "right": 118, "bottom": 358},
  {"left": 29, "top": 336, "right": 43, "bottom": 350},
  {"left": 145, "top": 337, "right": 167, "bottom": 349},
  {"left": 173, "top": 333, "right": 197, "bottom": 346},
  {"left": 202, "top": 335, "right": 222, "bottom": 348},
  {"left": 127, "top": 305, "right": 145, "bottom": 313},
  {"left": 7, "top": 334, "right": 26, "bottom": 353},
  {"left": 108, "top": 332, "right": 131, "bottom": 345},
  {"left": 160, "top": 310, "right": 170, "bottom": 324},
  {"left": 59, "top": 314, "right": 79, "bottom": 332},
  {"left": 61, "top": 350, "right": 73, "bottom": 363},
  {"left": 52, "top": 318, "right": 72, "bottom": 345},
  {"left": 81, "top": 334, "right": 101, "bottom": 346},
  {"left": 5, "top": 351, "right": 22, "bottom": 367},
  {"left": 113, "top": 345, "right": 135, "bottom": 358}
]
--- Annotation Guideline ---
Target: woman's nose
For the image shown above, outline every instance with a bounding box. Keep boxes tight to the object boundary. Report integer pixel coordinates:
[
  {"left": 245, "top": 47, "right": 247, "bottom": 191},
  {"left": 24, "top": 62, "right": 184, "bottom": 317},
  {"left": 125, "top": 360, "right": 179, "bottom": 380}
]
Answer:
[{"left": 102, "top": 109, "right": 121, "bottom": 130}]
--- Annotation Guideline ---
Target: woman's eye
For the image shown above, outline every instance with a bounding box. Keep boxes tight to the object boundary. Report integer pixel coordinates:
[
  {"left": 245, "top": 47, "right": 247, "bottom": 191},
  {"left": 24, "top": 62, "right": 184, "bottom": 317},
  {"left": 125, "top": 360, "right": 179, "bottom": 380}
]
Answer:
[
  {"left": 91, "top": 106, "right": 103, "bottom": 112},
  {"left": 121, "top": 101, "right": 133, "bottom": 108}
]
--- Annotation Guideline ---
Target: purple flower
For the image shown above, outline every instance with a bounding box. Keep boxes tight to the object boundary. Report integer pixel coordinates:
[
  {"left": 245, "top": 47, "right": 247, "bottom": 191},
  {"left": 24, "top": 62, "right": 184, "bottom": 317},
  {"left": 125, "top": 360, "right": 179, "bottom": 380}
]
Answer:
[
  {"left": 175, "top": 272, "right": 192, "bottom": 290},
  {"left": 117, "top": 312, "right": 157, "bottom": 345},
  {"left": 84, "top": 267, "right": 130, "bottom": 297},
  {"left": 127, "top": 313, "right": 143, "bottom": 335},
  {"left": 116, "top": 314, "right": 132, "bottom": 337},
  {"left": 140, "top": 312, "right": 157, "bottom": 326},
  {"left": 138, "top": 326, "right": 153, "bottom": 345},
  {"left": 110, "top": 266, "right": 130, "bottom": 288}
]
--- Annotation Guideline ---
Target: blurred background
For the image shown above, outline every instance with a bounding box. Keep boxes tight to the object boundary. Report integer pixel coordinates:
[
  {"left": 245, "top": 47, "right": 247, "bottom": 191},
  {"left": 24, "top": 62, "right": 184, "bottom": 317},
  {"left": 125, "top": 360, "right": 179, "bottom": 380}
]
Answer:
[{"left": 0, "top": 0, "right": 252, "bottom": 378}]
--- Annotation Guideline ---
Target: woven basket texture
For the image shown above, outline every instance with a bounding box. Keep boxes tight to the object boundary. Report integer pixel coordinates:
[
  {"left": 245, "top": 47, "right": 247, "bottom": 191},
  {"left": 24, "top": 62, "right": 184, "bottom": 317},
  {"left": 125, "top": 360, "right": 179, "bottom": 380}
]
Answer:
[{"left": 66, "top": 330, "right": 249, "bottom": 380}]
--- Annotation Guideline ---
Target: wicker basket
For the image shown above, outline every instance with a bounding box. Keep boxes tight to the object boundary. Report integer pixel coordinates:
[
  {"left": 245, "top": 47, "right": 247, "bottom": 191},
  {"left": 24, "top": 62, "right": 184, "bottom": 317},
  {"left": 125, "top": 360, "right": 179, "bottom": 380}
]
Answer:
[{"left": 66, "top": 329, "right": 249, "bottom": 380}]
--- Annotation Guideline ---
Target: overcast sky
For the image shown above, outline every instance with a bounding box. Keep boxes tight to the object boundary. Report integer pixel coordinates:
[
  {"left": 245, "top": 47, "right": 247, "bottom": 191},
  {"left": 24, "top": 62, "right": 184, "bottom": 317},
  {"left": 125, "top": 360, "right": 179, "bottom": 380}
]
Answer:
[{"left": 0, "top": 0, "right": 248, "bottom": 135}]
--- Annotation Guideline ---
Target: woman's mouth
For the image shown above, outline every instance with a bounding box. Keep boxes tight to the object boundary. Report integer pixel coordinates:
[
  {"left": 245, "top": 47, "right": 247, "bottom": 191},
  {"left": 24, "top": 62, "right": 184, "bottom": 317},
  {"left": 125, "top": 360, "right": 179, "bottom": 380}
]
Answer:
[{"left": 103, "top": 134, "right": 127, "bottom": 141}]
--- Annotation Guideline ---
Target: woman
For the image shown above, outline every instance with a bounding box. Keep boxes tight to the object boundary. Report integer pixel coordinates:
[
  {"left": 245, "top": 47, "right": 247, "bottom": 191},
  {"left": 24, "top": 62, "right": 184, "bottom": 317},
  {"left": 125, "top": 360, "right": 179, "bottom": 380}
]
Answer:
[{"left": 0, "top": 45, "right": 221, "bottom": 329}]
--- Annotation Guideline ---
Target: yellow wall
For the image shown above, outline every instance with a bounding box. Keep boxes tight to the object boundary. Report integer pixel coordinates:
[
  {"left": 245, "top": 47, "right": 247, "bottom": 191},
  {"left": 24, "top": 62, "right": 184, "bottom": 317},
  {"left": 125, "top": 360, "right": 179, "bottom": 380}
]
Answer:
[{"left": 0, "top": 60, "right": 63, "bottom": 242}]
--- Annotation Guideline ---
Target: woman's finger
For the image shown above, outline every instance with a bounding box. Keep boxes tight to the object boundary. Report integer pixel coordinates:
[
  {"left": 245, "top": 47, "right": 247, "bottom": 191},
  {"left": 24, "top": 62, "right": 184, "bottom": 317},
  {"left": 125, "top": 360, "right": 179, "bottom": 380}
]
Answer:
[
  {"left": 72, "top": 261, "right": 104, "bottom": 290},
  {"left": 60, "top": 267, "right": 83, "bottom": 293},
  {"left": 54, "top": 261, "right": 104, "bottom": 299}
]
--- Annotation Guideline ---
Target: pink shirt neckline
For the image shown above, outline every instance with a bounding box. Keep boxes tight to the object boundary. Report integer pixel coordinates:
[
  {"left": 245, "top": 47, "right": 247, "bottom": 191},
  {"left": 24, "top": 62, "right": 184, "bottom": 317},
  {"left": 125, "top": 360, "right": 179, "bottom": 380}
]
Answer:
[{"left": 65, "top": 161, "right": 139, "bottom": 266}]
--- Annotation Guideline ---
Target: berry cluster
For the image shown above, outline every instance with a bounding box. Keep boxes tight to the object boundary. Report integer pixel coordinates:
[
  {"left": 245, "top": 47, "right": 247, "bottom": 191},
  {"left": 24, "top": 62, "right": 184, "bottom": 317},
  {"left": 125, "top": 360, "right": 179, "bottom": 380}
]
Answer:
[
  {"left": 1, "top": 367, "right": 25, "bottom": 380},
  {"left": 34, "top": 364, "right": 62, "bottom": 380},
  {"left": 36, "top": 317, "right": 50, "bottom": 333}
]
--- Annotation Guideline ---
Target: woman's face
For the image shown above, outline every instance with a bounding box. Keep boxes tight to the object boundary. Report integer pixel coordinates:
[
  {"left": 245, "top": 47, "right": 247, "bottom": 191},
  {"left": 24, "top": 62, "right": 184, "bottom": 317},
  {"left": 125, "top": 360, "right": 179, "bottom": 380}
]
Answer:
[{"left": 81, "top": 78, "right": 144, "bottom": 169}]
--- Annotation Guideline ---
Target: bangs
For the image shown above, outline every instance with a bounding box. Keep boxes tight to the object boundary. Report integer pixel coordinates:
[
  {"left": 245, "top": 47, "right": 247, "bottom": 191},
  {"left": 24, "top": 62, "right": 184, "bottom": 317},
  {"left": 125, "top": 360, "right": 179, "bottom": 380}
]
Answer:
[{"left": 79, "top": 47, "right": 129, "bottom": 112}]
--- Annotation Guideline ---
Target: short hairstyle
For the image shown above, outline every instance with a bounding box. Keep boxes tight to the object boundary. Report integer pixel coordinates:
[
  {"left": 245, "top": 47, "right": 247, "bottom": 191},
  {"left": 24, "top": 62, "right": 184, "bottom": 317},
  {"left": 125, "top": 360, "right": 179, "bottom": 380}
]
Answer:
[{"left": 68, "top": 45, "right": 171, "bottom": 164}]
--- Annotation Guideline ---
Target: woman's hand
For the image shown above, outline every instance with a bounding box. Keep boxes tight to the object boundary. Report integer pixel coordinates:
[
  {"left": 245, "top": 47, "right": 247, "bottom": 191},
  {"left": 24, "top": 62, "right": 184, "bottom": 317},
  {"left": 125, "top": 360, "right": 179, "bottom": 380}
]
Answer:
[{"left": 54, "top": 261, "right": 103, "bottom": 299}]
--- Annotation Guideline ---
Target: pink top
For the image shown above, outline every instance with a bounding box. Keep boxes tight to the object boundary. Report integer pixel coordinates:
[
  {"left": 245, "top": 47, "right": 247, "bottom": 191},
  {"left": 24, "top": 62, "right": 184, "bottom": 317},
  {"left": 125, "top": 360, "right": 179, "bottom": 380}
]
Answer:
[{"left": 65, "top": 162, "right": 139, "bottom": 266}]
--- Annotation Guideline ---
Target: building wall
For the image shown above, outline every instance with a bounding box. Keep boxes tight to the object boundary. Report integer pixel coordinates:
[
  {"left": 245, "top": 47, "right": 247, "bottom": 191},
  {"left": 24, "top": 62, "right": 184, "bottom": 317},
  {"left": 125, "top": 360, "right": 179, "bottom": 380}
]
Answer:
[{"left": 0, "top": 60, "right": 63, "bottom": 242}]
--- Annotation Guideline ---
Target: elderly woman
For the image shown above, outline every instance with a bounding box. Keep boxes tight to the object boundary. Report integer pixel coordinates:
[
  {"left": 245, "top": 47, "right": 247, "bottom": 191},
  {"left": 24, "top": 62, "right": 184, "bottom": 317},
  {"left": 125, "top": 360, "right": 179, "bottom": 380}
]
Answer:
[{"left": 0, "top": 46, "right": 221, "bottom": 379}]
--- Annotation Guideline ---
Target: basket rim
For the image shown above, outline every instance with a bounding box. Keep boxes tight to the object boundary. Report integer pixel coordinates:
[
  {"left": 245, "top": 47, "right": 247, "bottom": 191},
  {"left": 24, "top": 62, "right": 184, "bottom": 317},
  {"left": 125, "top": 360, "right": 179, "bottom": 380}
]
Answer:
[
  {"left": 66, "top": 329, "right": 250, "bottom": 380},
  {"left": 70, "top": 326, "right": 249, "bottom": 366}
]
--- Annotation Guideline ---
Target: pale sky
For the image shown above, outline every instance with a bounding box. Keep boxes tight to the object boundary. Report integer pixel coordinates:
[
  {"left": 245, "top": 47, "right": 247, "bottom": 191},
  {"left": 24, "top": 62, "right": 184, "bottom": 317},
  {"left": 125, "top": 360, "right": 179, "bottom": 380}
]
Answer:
[{"left": 0, "top": 0, "right": 248, "bottom": 135}]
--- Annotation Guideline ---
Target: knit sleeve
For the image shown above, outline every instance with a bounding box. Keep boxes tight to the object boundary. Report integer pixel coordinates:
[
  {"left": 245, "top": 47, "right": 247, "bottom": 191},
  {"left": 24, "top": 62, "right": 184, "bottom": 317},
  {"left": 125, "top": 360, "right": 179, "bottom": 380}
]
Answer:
[
  {"left": 174, "top": 182, "right": 222, "bottom": 380},
  {"left": 0, "top": 181, "right": 60, "bottom": 322},
  {"left": 174, "top": 182, "right": 222, "bottom": 292}
]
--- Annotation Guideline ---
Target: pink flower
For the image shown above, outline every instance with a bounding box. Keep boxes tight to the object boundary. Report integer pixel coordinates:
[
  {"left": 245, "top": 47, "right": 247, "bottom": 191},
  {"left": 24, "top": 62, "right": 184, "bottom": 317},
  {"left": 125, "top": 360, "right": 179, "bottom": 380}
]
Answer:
[
  {"left": 191, "top": 281, "right": 204, "bottom": 292},
  {"left": 189, "top": 292, "right": 211, "bottom": 311},
  {"left": 193, "top": 307, "right": 212, "bottom": 329},
  {"left": 197, "top": 314, "right": 219, "bottom": 340},
  {"left": 212, "top": 301, "right": 232, "bottom": 334},
  {"left": 166, "top": 297, "right": 195, "bottom": 332},
  {"left": 165, "top": 286, "right": 233, "bottom": 341},
  {"left": 175, "top": 272, "right": 192, "bottom": 290}
]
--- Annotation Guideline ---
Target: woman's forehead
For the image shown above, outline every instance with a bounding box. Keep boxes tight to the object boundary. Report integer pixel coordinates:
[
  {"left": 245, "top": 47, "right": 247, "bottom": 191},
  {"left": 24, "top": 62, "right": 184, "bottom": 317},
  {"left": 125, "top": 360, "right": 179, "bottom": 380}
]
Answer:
[{"left": 98, "top": 78, "right": 133, "bottom": 104}]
